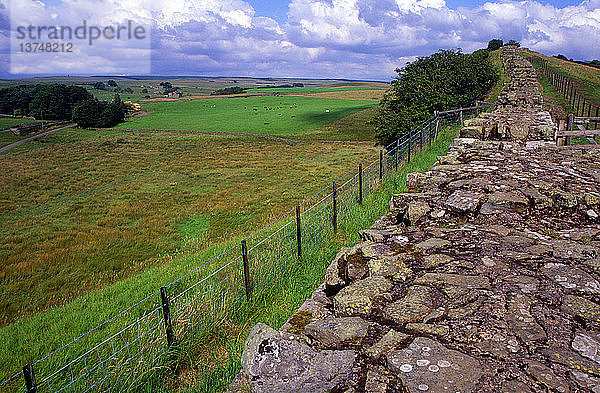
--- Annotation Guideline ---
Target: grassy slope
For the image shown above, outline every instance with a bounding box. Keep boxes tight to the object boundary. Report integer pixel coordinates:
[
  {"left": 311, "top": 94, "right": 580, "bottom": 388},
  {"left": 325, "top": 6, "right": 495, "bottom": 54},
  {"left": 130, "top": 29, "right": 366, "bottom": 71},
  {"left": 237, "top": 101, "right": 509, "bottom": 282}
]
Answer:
[
  {"left": 145, "top": 124, "right": 460, "bottom": 393},
  {"left": 526, "top": 50, "right": 600, "bottom": 144},
  {"left": 0, "top": 128, "right": 377, "bottom": 327},
  {"left": 114, "top": 96, "right": 377, "bottom": 138},
  {"left": 484, "top": 49, "right": 506, "bottom": 102},
  {"left": 526, "top": 51, "right": 600, "bottom": 107}
]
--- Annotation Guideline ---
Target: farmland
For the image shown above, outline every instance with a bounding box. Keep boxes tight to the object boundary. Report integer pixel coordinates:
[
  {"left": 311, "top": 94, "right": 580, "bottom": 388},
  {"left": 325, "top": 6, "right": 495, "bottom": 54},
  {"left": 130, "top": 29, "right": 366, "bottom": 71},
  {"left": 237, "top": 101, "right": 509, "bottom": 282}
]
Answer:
[
  {"left": 115, "top": 95, "right": 379, "bottom": 140},
  {"left": 0, "top": 80, "right": 384, "bottom": 329}
]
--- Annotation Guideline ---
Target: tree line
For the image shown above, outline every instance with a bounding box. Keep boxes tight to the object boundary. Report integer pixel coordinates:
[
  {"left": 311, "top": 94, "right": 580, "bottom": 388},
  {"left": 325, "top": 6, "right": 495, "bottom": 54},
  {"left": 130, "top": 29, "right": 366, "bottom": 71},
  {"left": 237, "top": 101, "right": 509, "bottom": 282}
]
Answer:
[
  {"left": 372, "top": 46, "right": 499, "bottom": 146},
  {"left": 0, "top": 83, "right": 129, "bottom": 128}
]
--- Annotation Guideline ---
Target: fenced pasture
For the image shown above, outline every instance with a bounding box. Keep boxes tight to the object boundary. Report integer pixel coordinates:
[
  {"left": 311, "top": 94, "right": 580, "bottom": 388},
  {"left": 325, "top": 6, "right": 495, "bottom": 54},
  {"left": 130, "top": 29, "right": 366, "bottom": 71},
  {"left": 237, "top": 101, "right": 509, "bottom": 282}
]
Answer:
[{"left": 0, "top": 104, "right": 492, "bottom": 393}]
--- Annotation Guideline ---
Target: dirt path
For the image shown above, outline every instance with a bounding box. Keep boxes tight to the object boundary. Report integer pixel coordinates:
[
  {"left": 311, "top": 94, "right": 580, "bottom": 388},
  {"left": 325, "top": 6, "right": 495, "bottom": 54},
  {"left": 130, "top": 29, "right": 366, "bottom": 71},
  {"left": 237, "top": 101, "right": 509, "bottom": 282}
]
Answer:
[{"left": 0, "top": 124, "right": 76, "bottom": 153}]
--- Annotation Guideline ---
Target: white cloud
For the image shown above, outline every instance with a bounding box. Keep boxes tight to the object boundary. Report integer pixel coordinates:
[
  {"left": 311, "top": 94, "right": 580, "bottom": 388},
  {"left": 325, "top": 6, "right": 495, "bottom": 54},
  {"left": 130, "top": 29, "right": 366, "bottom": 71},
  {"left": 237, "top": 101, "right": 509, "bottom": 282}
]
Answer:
[{"left": 1, "top": 0, "right": 599, "bottom": 80}]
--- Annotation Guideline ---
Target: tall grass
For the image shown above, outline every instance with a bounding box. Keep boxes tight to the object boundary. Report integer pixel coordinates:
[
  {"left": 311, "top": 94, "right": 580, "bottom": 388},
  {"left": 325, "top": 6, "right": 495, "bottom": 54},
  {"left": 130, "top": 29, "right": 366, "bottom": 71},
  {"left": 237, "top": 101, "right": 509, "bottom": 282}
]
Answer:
[{"left": 138, "top": 124, "right": 459, "bottom": 393}]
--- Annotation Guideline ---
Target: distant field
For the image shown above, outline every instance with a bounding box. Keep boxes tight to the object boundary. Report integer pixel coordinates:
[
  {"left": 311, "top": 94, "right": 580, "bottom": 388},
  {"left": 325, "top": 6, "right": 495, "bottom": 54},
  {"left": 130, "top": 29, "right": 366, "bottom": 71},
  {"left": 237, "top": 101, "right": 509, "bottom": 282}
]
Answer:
[{"left": 115, "top": 95, "right": 378, "bottom": 139}]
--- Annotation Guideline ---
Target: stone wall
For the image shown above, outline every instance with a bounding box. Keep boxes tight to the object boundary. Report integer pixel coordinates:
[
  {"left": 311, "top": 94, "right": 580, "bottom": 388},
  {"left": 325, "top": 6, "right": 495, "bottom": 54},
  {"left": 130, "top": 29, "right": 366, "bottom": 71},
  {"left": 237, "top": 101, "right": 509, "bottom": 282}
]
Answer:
[
  {"left": 228, "top": 47, "right": 600, "bottom": 393},
  {"left": 460, "top": 45, "right": 556, "bottom": 142}
]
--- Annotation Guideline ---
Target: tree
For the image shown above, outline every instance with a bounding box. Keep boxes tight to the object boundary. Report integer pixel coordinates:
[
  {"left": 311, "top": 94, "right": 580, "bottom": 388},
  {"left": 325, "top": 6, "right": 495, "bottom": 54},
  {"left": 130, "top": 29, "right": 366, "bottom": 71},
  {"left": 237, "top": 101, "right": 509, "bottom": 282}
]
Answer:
[
  {"left": 159, "top": 81, "right": 173, "bottom": 90},
  {"left": 372, "top": 48, "right": 497, "bottom": 146},
  {"left": 106, "top": 80, "right": 118, "bottom": 87},
  {"left": 555, "top": 54, "right": 568, "bottom": 61},
  {"left": 93, "top": 82, "right": 106, "bottom": 90},
  {"left": 72, "top": 98, "right": 103, "bottom": 128},
  {"left": 72, "top": 94, "right": 127, "bottom": 128},
  {"left": 487, "top": 39, "right": 503, "bottom": 51},
  {"left": 506, "top": 40, "right": 521, "bottom": 47},
  {"left": 28, "top": 84, "right": 91, "bottom": 120}
]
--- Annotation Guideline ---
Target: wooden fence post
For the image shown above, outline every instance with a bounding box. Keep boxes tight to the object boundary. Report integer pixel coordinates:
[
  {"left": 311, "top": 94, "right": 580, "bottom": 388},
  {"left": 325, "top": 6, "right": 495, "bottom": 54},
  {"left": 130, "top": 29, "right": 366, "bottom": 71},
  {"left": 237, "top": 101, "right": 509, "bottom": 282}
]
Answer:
[
  {"left": 595, "top": 106, "right": 599, "bottom": 130},
  {"left": 241, "top": 240, "right": 251, "bottom": 300},
  {"left": 160, "top": 287, "right": 175, "bottom": 347},
  {"left": 459, "top": 107, "right": 463, "bottom": 125},
  {"left": 358, "top": 163, "right": 363, "bottom": 205},
  {"left": 23, "top": 365, "right": 37, "bottom": 393},
  {"left": 295, "top": 206, "right": 302, "bottom": 259},
  {"left": 332, "top": 182, "right": 337, "bottom": 233},
  {"left": 567, "top": 113, "right": 574, "bottom": 146},
  {"left": 556, "top": 119, "right": 565, "bottom": 147}
]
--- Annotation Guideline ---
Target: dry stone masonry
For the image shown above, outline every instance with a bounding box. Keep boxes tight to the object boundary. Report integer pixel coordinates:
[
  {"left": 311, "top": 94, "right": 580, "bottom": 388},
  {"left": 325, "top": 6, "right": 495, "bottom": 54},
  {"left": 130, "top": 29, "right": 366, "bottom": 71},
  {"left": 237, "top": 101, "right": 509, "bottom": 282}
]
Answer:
[
  {"left": 461, "top": 45, "right": 556, "bottom": 141},
  {"left": 228, "top": 46, "right": 600, "bottom": 392}
]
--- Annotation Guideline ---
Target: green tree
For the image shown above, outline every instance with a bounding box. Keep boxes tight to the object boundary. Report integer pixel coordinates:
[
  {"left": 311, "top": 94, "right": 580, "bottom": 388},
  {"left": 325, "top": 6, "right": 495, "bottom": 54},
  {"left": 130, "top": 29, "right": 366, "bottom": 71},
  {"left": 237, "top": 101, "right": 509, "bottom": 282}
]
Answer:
[
  {"left": 93, "top": 82, "right": 106, "bottom": 90},
  {"left": 487, "top": 39, "right": 503, "bottom": 51},
  {"left": 372, "top": 49, "right": 497, "bottom": 146},
  {"left": 29, "top": 84, "right": 91, "bottom": 120},
  {"left": 506, "top": 40, "right": 521, "bottom": 47},
  {"left": 106, "top": 80, "right": 118, "bottom": 87},
  {"left": 72, "top": 98, "right": 103, "bottom": 128}
]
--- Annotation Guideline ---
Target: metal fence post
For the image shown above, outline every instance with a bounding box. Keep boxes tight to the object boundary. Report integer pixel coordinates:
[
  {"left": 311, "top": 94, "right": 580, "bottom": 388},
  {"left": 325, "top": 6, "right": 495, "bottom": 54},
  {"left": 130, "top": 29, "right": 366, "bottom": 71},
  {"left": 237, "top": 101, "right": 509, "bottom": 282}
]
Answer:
[
  {"left": 408, "top": 129, "right": 412, "bottom": 163},
  {"left": 295, "top": 206, "right": 302, "bottom": 259},
  {"left": 459, "top": 107, "right": 463, "bottom": 125},
  {"left": 241, "top": 240, "right": 251, "bottom": 300},
  {"left": 419, "top": 125, "right": 424, "bottom": 151},
  {"left": 395, "top": 139, "right": 400, "bottom": 171},
  {"left": 332, "top": 182, "right": 337, "bottom": 233},
  {"left": 378, "top": 150, "right": 383, "bottom": 182},
  {"left": 160, "top": 287, "right": 175, "bottom": 347},
  {"left": 358, "top": 163, "right": 363, "bottom": 204},
  {"left": 23, "top": 365, "right": 37, "bottom": 393}
]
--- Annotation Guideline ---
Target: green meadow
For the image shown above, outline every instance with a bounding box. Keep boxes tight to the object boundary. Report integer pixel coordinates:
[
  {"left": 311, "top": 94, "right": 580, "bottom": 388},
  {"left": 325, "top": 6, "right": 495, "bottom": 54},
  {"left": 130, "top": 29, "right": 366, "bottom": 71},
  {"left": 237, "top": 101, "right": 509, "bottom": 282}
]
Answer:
[{"left": 115, "top": 95, "right": 378, "bottom": 139}]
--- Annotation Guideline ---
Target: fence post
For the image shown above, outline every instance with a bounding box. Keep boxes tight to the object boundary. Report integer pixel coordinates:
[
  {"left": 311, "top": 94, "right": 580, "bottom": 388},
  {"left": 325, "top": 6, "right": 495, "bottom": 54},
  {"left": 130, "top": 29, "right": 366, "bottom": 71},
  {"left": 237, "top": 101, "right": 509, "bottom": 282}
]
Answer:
[
  {"left": 378, "top": 150, "right": 383, "bottom": 182},
  {"left": 160, "top": 287, "right": 175, "bottom": 347},
  {"left": 408, "top": 129, "right": 412, "bottom": 163},
  {"left": 23, "top": 365, "right": 37, "bottom": 393},
  {"left": 395, "top": 139, "right": 400, "bottom": 171},
  {"left": 595, "top": 106, "right": 599, "bottom": 130},
  {"left": 556, "top": 119, "right": 565, "bottom": 147},
  {"left": 434, "top": 111, "right": 440, "bottom": 138},
  {"left": 332, "top": 182, "right": 337, "bottom": 233},
  {"left": 459, "top": 107, "right": 463, "bottom": 125},
  {"left": 295, "top": 206, "right": 302, "bottom": 259},
  {"left": 358, "top": 163, "right": 363, "bottom": 204},
  {"left": 567, "top": 113, "right": 574, "bottom": 146},
  {"left": 420, "top": 124, "right": 424, "bottom": 151},
  {"left": 241, "top": 240, "right": 251, "bottom": 300},
  {"left": 576, "top": 96, "right": 581, "bottom": 116}
]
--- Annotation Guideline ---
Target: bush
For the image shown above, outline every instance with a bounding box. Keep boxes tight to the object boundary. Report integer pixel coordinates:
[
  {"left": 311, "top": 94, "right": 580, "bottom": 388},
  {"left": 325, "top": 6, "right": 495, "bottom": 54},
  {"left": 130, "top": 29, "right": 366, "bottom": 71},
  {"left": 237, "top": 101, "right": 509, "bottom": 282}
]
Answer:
[
  {"left": 372, "top": 48, "right": 497, "bottom": 146},
  {"left": 487, "top": 39, "right": 503, "bottom": 51}
]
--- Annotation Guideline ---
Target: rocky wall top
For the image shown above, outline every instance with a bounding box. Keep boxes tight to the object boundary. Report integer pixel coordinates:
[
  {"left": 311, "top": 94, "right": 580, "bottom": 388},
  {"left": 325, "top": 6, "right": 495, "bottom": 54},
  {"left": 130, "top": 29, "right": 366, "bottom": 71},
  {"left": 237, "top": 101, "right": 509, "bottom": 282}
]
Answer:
[
  {"left": 460, "top": 45, "right": 556, "bottom": 142},
  {"left": 230, "top": 138, "right": 600, "bottom": 393}
]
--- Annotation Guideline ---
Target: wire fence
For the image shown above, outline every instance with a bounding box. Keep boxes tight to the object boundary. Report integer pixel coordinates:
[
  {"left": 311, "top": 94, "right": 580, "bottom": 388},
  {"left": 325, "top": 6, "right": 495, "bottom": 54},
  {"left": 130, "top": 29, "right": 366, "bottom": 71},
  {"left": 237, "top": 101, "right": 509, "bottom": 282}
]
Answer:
[
  {"left": 525, "top": 54, "right": 600, "bottom": 129},
  {"left": 2, "top": 103, "right": 495, "bottom": 393}
]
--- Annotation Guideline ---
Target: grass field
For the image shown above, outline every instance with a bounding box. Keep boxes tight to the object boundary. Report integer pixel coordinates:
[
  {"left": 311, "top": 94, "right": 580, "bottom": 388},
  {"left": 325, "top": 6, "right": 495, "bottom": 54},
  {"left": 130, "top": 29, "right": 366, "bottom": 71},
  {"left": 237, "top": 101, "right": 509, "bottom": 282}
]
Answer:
[
  {"left": 0, "top": 77, "right": 389, "bottom": 388},
  {"left": 0, "top": 120, "right": 457, "bottom": 393},
  {"left": 527, "top": 51, "right": 600, "bottom": 107},
  {"left": 115, "top": 95, "right": 378, "bottom": 139},
  {"left": 0, "top": 127, "right": 377, "bottom": 328}
]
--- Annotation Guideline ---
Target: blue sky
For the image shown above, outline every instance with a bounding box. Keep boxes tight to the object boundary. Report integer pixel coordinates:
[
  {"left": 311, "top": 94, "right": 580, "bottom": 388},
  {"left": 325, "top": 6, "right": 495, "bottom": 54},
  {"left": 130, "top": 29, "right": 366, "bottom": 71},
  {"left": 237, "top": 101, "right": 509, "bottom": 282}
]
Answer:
[{"left": 2, "top": 0, "right": 600, "bottom": 80}]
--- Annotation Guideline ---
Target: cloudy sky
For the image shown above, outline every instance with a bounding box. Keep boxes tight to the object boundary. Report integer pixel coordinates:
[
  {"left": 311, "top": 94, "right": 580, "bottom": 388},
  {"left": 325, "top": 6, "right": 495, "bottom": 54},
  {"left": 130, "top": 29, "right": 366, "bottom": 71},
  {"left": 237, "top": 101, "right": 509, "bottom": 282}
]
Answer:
[{"left": 1, "top": 0, "right": 599, "bottom": 81}]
